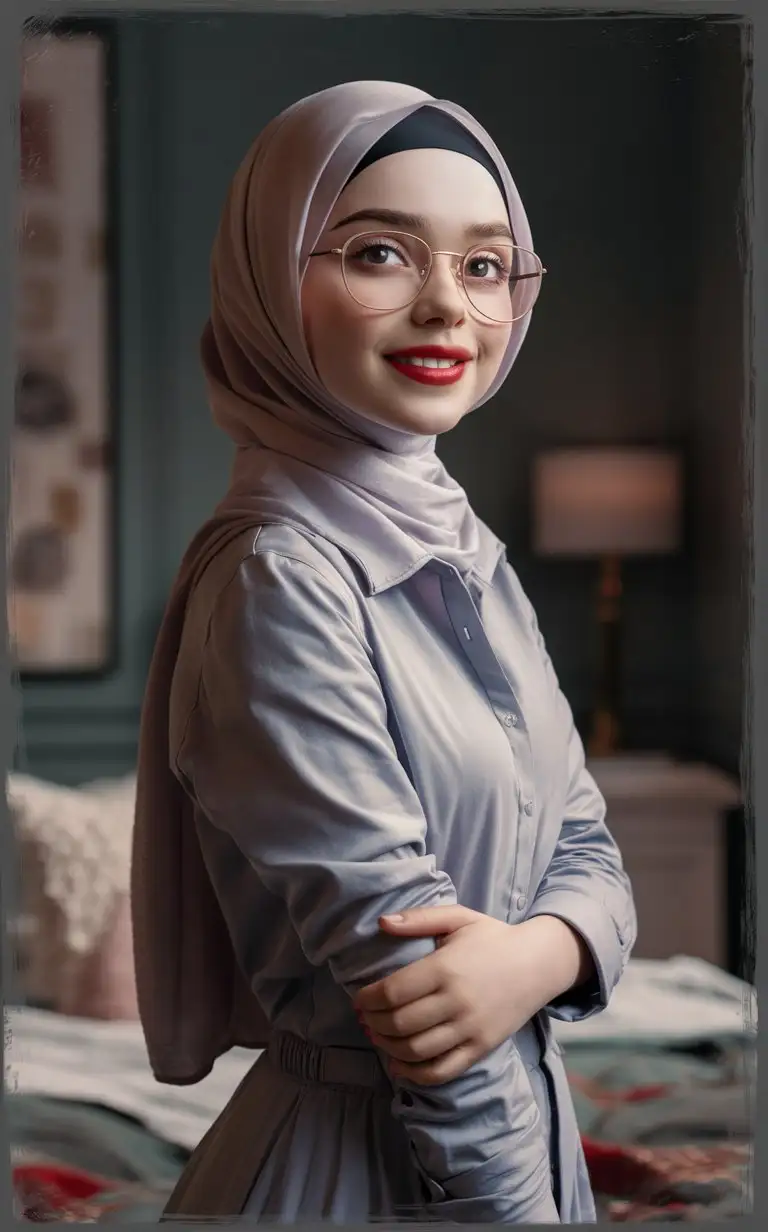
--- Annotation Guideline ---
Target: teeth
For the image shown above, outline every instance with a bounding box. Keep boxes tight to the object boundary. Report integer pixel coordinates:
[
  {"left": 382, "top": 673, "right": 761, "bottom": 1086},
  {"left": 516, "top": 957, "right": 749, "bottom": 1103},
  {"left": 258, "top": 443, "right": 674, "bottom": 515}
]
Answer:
[{"left": 394, "top": 357, "right": 461, "bottom": 368}]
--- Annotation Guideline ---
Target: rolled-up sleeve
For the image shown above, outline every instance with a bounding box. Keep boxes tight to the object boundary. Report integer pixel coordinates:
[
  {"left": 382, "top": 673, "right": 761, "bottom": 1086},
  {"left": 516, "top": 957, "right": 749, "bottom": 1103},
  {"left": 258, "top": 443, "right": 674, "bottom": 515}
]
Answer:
[
  {"left": 178, "top": 546, "right": 560, "bottom": 1223},
  {"left": 516, "top": 576, "right": 638, "bottom": 1022}
]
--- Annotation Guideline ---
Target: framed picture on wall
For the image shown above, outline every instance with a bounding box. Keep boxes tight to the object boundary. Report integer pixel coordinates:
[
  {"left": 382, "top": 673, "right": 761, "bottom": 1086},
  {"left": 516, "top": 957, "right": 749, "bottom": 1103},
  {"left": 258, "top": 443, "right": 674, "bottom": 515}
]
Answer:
[{"left": 9, "top": 24, "right": 117, "bottom": 677}]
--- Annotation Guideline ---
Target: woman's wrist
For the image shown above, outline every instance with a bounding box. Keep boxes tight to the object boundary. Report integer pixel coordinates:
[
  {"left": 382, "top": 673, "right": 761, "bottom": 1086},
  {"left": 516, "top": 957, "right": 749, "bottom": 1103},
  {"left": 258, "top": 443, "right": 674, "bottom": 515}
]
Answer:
[{"left": 515, "top": 914, "right": 595, "bottom": 1009}]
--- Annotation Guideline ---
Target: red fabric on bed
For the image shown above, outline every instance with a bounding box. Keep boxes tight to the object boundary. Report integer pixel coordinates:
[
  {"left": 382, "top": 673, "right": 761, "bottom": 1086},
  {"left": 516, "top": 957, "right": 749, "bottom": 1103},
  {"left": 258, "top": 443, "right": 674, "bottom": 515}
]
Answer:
[{"left": 14, "top": 1161, "right": 116, "bottom": 1221}]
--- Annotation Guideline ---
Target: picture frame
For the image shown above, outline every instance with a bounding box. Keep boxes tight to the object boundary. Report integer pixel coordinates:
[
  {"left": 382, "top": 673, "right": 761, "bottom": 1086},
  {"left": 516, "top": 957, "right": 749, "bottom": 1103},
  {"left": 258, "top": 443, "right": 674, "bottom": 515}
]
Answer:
[{"left": 10, "top": 21, "right": 118, "bottom": 679}]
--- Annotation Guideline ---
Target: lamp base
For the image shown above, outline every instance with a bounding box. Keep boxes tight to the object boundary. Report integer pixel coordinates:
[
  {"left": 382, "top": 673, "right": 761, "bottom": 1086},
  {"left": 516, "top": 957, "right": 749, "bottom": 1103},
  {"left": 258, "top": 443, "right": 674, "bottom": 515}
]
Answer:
[
  {"left": 588, "top": 554, "right": 623, "bottom": 758},
  {"left": 588, "top": 707, "right": 621, "bottom": 758}
]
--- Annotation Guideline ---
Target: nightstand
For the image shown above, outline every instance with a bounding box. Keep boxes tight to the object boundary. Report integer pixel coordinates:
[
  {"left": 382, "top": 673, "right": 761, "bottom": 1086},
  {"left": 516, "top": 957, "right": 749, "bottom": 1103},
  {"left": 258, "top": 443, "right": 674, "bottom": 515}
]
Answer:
[{"left": 587, "top": 755, "right": 741, "bottom": 969}]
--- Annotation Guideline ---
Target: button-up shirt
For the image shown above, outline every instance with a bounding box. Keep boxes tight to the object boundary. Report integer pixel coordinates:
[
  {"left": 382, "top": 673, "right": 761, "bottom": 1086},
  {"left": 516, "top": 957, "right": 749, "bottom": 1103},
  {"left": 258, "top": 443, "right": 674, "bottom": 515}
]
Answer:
[{"left": 169, "top": 513, "right": 636, "bottom": 1222}]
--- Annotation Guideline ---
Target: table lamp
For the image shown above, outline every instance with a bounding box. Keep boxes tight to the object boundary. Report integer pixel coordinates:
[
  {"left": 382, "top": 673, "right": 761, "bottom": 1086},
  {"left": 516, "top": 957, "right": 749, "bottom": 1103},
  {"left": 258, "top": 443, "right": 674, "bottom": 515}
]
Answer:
[{"left": 533, "top": 447, "right": 683, "bottom": 756}]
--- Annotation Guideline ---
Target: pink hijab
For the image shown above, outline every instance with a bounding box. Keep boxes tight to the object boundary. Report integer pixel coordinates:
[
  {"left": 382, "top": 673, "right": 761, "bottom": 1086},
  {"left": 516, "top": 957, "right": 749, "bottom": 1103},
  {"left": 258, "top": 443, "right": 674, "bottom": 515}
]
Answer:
[{"left": 131, "top": 80, "right": 534, "bottom": 1084}]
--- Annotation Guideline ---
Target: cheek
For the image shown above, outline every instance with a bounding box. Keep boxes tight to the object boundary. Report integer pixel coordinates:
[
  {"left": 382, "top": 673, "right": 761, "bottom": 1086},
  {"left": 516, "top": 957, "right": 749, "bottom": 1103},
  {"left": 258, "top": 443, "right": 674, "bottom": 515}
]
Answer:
[
  {"left": 301, "top": 269, "right": 335, "bottom": 364},
  {"left": 303, "top": 303, "right": 378, "bottom": 406},
  {"left": 310, "top": 304, "right": 366, "bottom": 368},
  {"left": 475, "top": 326, "right": 512, "bottom": 390},
  {"left": 488, "top": 324, "right": 513, "bottom": 365},
  {"left": 302, "top": 274, "right": 379, "bottom": 381}
]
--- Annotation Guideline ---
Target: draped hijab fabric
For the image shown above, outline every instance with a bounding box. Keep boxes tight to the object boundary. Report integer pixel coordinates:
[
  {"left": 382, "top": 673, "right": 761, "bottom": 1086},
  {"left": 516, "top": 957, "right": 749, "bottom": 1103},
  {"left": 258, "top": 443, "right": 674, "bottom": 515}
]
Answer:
[{"left": 130, "top": 80, "right": 535, "bottom": 1084}]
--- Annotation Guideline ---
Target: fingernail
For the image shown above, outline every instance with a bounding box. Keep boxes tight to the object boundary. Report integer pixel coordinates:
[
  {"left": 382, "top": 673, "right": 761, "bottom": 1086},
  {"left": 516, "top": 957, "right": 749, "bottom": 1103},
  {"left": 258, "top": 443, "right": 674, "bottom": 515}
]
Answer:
[{"left": 381, "top": 913, "right": 404, "bottom": 923}]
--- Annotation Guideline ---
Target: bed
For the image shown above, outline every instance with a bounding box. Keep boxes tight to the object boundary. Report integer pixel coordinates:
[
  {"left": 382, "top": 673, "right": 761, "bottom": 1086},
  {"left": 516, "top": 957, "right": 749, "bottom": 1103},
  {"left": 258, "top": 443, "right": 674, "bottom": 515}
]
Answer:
[{"left": 6, "top": 955, "right": 754, "bottom": 1222}]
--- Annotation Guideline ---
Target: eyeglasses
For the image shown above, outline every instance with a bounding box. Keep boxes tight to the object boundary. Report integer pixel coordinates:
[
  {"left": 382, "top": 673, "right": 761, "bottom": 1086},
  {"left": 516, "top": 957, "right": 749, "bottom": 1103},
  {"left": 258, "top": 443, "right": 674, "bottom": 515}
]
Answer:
[{"left": 308, "top": 230, "right": 546, "bottom": 324}]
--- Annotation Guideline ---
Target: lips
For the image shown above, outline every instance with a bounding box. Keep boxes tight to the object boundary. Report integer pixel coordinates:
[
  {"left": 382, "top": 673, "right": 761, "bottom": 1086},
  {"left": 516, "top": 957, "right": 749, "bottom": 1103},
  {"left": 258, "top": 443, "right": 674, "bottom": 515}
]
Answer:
[{"left": 384, "top": 345, "right": 474, "bottom": 387}]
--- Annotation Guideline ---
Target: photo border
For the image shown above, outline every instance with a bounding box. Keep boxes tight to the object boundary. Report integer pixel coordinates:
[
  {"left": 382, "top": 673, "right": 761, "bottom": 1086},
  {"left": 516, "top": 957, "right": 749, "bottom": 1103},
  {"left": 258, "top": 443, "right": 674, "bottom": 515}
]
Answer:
[{"left": 1, "top": 1, "right": 761, "bottom": 1227}]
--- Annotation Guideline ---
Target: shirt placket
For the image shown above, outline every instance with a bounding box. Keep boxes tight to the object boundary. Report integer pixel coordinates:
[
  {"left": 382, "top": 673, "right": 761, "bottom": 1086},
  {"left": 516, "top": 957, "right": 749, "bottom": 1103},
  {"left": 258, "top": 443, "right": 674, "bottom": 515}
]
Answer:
[{"left": 435, "top": 564, "right": 538, "bottom": 923}]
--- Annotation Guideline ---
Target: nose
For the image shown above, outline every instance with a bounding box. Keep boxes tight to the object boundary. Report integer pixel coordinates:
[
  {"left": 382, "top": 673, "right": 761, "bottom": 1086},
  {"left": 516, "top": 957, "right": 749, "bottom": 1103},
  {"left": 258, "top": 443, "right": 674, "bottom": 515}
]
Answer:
[{"left": 409, "top": 256, "right": 466, "bottom": 329}]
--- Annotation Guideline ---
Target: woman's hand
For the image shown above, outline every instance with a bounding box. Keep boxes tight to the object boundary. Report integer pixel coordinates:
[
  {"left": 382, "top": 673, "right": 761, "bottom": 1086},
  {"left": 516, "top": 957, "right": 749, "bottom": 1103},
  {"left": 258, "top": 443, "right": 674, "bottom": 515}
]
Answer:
[{"left": 354, "top": 906, "right": 593, "bottom": 1086}]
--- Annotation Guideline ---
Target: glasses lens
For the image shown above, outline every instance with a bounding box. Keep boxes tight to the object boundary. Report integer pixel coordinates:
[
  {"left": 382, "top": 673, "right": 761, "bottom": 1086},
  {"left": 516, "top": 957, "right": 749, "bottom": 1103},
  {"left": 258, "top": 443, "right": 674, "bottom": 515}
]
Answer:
[
  {"left": 462, "top": 245, "right": 543, "bottom": 323},
  {"left": 342, "top": 232, "right": 430, "bottom": 311}
]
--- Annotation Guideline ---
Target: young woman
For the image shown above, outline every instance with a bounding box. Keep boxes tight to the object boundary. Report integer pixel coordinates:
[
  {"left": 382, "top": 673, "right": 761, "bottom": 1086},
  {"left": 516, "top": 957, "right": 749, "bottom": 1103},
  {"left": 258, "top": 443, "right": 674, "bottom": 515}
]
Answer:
[{"left": 131, "top": 80, "right": 636, "bottom": 1224}]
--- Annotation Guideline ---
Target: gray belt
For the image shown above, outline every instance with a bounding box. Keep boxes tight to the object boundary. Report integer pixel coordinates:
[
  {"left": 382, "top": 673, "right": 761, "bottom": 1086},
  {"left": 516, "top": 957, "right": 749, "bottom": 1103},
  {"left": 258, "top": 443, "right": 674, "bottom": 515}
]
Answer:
[{"left": 268, "top": 1018, "right": 547, "bottom": 1091}]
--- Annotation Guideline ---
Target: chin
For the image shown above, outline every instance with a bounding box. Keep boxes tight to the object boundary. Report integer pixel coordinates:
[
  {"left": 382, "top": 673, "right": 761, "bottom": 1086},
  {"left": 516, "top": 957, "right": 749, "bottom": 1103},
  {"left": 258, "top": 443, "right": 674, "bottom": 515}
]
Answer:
[
  {"left": 405, "top": 402, "right": 469, "bottom": 435},
  {"left": 367, "top": 397, "right": 470, "bottom": 436}
]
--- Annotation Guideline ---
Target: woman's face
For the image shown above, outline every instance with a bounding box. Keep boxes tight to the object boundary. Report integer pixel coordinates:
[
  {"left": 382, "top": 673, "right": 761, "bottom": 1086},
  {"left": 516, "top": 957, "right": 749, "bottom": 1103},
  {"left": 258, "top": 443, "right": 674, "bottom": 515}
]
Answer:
[{"left": 301, "top": 147, "right": 514, "bottom": 437}]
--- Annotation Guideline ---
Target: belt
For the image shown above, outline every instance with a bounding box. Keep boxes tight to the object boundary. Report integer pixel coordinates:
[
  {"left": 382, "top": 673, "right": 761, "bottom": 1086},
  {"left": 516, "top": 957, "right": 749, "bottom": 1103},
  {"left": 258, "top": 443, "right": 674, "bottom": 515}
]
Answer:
[{"left": 268, "top": 1018, "right": 546, "bottom": 1091}]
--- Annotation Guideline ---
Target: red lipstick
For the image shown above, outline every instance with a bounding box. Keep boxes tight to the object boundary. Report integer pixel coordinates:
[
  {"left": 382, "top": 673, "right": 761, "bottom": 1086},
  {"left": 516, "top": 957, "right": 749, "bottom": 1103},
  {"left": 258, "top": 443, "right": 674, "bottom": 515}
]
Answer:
[{"left": 384, "top": 345, "right": 473, "bottom": 387}]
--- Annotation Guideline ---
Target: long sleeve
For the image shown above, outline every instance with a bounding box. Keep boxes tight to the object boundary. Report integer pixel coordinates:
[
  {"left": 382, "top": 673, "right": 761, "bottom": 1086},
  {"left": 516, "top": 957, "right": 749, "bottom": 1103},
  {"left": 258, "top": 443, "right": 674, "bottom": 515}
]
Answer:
[
  {"left": 514, "top": 572, "right": 638, "bottom": 1022},
  {"left": 177, "top": 545, "right": 560, "bottom": 1223}
]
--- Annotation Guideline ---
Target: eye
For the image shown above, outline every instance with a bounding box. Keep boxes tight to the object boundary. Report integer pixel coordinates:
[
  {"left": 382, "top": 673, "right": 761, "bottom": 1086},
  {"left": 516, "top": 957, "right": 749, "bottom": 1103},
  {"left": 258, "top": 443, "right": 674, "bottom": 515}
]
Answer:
[
  {"left": 347, "top": 238, "right": 409, "bottom": 268},
  {"left": 464, "top": 251, "right": 511, "bottom": 283}
]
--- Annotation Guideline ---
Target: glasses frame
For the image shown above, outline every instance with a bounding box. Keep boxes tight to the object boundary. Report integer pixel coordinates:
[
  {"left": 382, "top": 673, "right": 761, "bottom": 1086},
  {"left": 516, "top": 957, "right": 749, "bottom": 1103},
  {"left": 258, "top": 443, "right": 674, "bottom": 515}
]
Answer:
[{"left": 308, "top": 230, "right": 547, "bottom": 324}]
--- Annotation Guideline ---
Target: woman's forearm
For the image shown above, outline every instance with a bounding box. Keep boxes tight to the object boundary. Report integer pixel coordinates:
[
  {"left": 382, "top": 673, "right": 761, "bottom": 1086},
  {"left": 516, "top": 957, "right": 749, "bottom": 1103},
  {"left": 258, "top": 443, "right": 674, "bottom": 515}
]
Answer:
[{"left": 515, "top": 914, "right": 596, "bottom": 1009}]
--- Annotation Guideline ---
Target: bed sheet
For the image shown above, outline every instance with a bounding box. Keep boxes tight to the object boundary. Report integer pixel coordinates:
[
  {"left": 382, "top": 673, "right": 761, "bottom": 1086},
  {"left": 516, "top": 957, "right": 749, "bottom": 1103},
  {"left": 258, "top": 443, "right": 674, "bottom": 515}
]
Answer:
[{"left": 7, "top": 956, "right": 754, "bottom": 1222}]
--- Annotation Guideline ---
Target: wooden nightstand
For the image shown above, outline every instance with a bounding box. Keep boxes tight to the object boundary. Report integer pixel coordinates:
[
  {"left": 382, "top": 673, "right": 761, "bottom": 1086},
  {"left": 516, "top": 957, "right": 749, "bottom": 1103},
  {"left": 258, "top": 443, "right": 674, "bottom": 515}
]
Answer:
[{"left": 587, "top": 755, "right": 741, "bottom": 969}]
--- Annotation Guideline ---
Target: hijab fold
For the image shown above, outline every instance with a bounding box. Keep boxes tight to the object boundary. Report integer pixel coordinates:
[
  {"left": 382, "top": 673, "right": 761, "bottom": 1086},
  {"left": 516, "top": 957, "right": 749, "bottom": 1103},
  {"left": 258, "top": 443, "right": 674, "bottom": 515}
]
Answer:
[{"left": 130, "top": 80, "right": 534, "bottom": 1084}]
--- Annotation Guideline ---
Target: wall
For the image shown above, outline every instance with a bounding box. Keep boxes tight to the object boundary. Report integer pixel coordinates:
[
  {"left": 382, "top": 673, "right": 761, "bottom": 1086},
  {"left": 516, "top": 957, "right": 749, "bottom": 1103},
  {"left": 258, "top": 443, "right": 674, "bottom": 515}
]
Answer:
[
  {"left": 687, "top": 20, "right": 748, "bottom": 773},
  {"left": 16, "top": 11, "right": 747, "bottom": 783}
]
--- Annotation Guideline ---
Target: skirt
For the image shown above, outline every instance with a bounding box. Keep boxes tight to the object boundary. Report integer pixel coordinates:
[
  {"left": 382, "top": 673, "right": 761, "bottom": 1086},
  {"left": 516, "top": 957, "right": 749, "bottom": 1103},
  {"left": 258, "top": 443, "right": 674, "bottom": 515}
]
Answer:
[{"left": 162, "top": 1027, "right": 556, "bottom": 1223}]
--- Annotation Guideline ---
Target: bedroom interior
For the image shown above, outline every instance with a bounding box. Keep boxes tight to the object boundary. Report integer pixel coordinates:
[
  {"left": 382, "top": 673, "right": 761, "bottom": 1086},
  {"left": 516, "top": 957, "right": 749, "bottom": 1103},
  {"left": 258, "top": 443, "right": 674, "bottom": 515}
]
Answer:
[{"left": 7, "top": 8, "right": 753, "bottom": 1223}]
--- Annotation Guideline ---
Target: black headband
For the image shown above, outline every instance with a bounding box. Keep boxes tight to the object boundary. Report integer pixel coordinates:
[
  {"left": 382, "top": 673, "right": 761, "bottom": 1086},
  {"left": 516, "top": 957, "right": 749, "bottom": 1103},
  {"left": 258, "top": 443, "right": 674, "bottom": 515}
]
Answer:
[{"left": 347, "top": 105, "right": 508, "bottom": 205}]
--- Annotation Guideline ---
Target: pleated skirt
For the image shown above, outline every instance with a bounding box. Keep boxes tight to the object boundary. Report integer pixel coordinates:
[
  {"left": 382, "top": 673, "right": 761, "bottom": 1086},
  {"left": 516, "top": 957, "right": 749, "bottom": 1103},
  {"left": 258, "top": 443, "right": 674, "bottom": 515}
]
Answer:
[{"left": 162, "top": 1029, "right": 561, "bottom": 1224}]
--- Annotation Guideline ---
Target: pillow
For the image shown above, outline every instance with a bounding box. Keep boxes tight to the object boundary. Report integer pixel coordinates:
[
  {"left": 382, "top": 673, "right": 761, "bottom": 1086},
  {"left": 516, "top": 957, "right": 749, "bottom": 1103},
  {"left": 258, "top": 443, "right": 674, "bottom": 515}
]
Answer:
[{"left": 8, "top": 772, "right": 139, "bottom": 1021}]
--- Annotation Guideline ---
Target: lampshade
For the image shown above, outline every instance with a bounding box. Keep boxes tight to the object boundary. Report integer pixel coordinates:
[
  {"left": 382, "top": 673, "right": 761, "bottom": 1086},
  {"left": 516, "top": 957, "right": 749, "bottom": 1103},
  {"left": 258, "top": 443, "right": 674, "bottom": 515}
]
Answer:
[{"left": 533, "top": 448, "right": 682, "bottom": 557}]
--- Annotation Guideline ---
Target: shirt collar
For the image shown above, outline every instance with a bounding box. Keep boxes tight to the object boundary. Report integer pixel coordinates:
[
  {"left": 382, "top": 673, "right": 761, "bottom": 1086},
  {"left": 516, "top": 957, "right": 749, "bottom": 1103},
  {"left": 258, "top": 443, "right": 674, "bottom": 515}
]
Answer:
[
  {"left": 242, "top": 458, "right": 507, "bottom": 596},
  {"left": 320, "top": 512, "right": 507, "bottom": 596}
]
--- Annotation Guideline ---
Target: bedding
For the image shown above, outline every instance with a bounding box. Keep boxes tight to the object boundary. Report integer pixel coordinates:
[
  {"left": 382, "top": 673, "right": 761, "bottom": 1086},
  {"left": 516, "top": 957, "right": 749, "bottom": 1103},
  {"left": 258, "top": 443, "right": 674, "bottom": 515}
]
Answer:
[{"left": 7, "top": 957, "right": 754, "bottom": 1222}]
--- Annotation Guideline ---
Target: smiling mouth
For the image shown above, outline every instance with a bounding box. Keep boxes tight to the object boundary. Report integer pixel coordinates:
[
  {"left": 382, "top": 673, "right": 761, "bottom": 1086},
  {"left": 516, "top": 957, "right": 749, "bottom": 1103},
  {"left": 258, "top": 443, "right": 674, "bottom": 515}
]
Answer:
[
  {"left": 384, "top": 353, "right": 471, "bottom": 386},
  {"left": 392, "top": 356, "right": 460, "bottom": 368}
]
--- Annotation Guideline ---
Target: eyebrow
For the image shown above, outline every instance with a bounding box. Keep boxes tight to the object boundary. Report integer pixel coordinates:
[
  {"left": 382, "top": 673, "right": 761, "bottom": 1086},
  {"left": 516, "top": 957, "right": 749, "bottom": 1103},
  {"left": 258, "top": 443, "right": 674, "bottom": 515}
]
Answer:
[{"left": 330, "top": 208, "right": 515, "bottom": 243}]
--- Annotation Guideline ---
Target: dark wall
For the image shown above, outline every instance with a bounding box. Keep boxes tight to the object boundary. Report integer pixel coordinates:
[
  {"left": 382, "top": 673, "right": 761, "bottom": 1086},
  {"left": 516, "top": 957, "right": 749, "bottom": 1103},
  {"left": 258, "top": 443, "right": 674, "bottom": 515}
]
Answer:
[
  {"left": 687, "top": 21, "right": 747, "bottom": 772},
  {"left": 17, "top": 12, "right": 747, "bottom": 783}
]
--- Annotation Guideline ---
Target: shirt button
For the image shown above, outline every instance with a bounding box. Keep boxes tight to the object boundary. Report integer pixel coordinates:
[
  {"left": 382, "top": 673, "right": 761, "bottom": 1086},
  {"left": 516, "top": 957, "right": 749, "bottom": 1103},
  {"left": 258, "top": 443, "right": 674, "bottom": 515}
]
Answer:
[
  {"left": 523, "top": 799, "right": 534, "bottom": 816},
  {"left": 516, "top": 894, "right": 528, "bottom": 911},
  {"left": 503, "top": 713, "right": 518, "bottom": 728}
]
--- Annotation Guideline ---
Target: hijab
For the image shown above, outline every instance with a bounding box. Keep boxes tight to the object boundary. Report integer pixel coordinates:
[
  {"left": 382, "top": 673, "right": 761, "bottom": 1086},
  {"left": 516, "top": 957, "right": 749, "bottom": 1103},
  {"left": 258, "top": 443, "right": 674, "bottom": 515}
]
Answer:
[{"left": 131, "top": 80, "right": 535, "bottom": 1084}]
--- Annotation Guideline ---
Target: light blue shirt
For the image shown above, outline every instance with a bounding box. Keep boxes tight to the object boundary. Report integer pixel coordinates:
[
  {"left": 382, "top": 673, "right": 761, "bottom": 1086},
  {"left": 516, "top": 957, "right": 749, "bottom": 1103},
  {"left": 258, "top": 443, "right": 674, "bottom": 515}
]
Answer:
[{"left": 169, "top": 514, "right": 636, "bottom": 1222}]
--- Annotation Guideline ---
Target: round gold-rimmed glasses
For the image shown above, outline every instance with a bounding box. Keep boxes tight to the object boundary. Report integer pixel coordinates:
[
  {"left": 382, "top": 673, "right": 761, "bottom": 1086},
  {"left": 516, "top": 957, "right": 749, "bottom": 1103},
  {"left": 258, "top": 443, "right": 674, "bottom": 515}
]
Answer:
[{"left": 308, "top": 230, "right": 547, "bottom": 324}]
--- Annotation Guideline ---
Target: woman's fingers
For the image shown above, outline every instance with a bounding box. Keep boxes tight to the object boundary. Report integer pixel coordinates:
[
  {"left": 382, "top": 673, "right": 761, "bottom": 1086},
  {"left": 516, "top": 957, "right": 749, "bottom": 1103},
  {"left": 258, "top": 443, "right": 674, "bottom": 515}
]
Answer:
[
  {"left": 355, "top": 953, "right": 443, "bottom": 1013},
  {"left": 363, "top": 991, "right": 452, "bottom": 1040},
  {"left": 378, "top": 905, "right": 480, "bottom": 937},
  {"left": 389, "top": 1043, "right": 481, "bottom": 1087},
  {"left": 368, "top": 1022, "right": 464, "bottom": 1065}
]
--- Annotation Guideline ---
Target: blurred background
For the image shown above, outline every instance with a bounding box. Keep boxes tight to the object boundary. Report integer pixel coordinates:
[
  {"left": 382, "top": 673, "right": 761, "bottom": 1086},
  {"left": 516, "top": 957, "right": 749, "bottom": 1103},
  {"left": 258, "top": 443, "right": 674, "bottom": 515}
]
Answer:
[
  {"left": 12, "top": 11, "right": 747, "bottom": 767},
  {"left": 6, "top": 9, "right": 754, "bottom": 1223}
]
